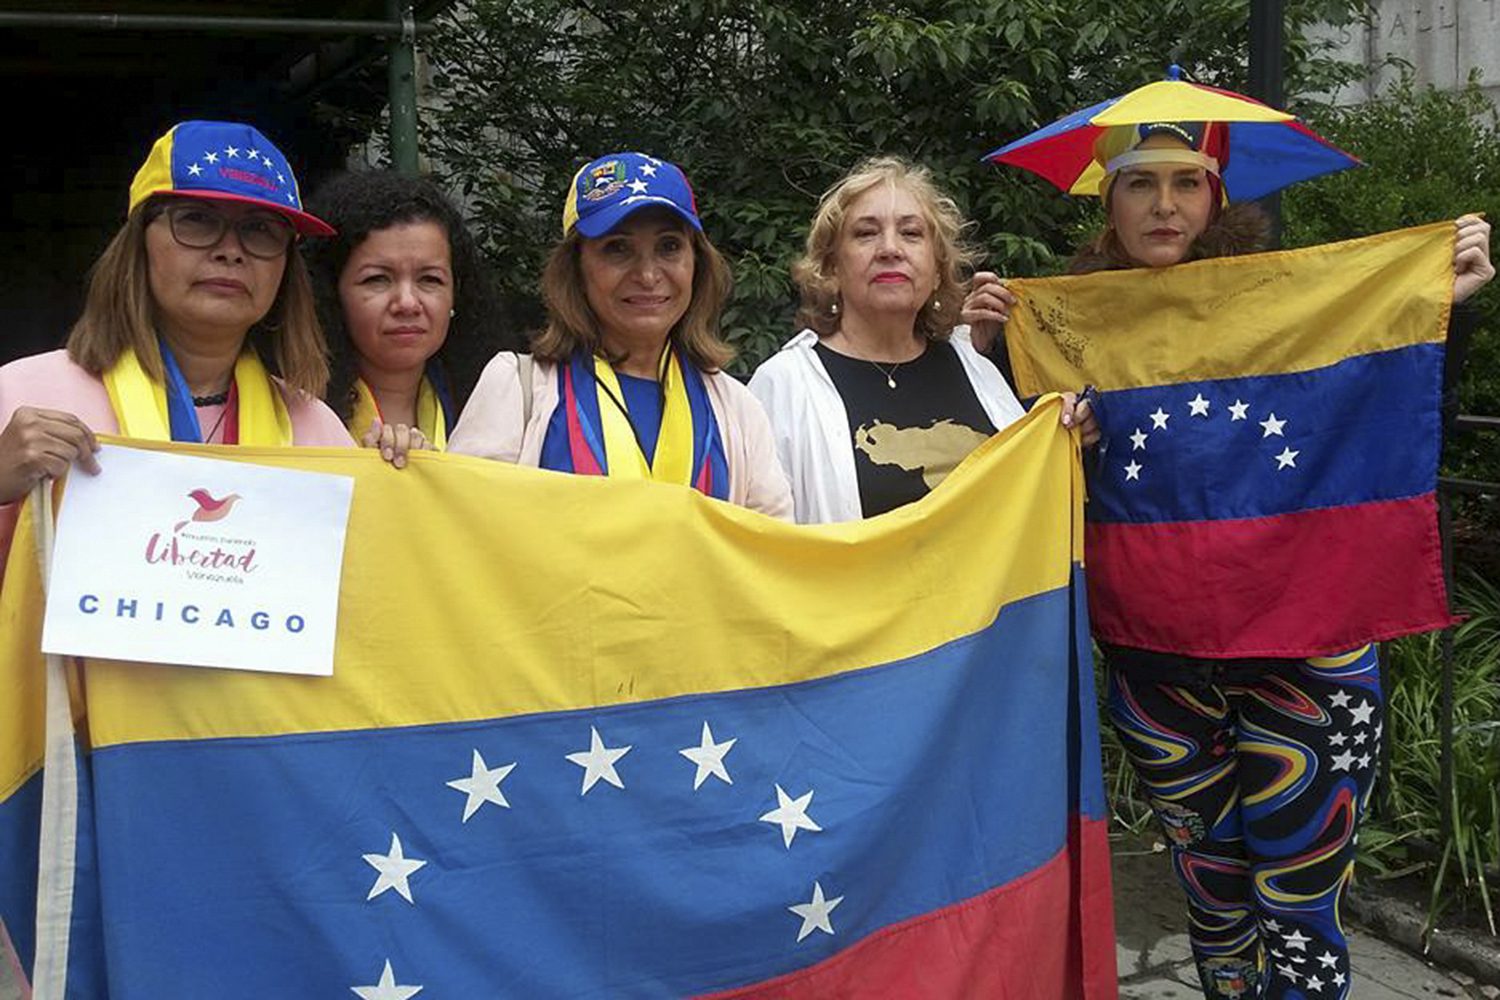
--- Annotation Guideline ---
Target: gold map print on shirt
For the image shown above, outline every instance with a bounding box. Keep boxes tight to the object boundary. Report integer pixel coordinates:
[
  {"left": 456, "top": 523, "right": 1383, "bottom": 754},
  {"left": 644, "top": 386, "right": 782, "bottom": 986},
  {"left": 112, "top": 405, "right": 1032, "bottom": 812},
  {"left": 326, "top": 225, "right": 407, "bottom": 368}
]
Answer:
[{"left": 853, "top": 419, "right": 991, "bottom": 489}]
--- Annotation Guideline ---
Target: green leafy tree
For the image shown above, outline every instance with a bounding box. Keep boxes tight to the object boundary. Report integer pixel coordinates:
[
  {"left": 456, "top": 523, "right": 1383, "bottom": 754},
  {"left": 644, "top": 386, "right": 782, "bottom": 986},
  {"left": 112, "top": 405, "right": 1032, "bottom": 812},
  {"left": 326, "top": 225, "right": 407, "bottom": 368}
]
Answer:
[{"left": 423, "top": 0, "right": 1365, "bottom": 371}]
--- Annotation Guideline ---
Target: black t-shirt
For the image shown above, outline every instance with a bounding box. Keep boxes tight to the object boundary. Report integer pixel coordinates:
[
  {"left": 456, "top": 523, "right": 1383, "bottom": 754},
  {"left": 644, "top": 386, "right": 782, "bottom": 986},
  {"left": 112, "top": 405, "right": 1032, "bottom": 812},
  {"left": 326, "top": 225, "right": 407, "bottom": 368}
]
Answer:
[{"left": 815, "top": 340, "right": 996, "bottom": 517}]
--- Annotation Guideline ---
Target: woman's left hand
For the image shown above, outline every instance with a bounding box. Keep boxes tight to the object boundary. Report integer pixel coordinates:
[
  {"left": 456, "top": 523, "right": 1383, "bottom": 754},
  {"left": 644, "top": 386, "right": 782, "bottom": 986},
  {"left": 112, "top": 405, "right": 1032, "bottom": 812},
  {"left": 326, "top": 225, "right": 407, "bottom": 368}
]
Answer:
[
  {"left": 1453, "top": 214, "right": 1494, "bottom": 304},
  {"left": 1059, "top": 392, "right": 1100, "bottom": 447},
  {"left": 362, "top": 419, "right": 430, "bottom": 469}
]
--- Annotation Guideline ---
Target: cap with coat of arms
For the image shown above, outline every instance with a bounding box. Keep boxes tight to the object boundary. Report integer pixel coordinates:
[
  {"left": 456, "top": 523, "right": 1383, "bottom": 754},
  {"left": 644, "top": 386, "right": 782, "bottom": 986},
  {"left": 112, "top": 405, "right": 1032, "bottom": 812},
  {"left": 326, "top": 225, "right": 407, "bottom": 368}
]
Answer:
[
  {"left": 128, "top": 120, "right": 335, "bottom": 237},
  {"left": 562, "top": 152, "right": 702, "bottom": 238}
]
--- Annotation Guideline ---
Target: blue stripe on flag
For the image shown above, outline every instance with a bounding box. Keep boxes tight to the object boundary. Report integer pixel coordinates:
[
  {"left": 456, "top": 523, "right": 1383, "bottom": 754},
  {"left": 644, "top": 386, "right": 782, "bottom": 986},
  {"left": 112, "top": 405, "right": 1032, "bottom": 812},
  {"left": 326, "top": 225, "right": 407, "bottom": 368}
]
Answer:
[
  {"left": 1089, "top": 343, "right": 1441, "bottom": 524},
  {"left": 87, "top": 582, "right": 1098, "bottom": 999}
]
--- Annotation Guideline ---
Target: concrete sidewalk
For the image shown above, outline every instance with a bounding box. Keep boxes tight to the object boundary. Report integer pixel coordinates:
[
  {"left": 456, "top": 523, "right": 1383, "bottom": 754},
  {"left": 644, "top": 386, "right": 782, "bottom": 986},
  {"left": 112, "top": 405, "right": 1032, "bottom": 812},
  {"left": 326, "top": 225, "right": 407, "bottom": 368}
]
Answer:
[{"left": 1112, "top": 832, "right": 1499, "bottom": 999}]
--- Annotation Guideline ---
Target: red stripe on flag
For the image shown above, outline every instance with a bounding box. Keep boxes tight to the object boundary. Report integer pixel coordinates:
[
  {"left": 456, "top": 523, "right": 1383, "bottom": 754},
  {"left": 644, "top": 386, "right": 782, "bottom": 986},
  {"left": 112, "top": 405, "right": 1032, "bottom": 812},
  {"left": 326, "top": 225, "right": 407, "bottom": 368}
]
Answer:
[
  {"left": 699, "top": 817, "right": 1116, "bottom": 1000},
  {"left": 1086, "top": 494, "right": 1453, "bottom": 658}
]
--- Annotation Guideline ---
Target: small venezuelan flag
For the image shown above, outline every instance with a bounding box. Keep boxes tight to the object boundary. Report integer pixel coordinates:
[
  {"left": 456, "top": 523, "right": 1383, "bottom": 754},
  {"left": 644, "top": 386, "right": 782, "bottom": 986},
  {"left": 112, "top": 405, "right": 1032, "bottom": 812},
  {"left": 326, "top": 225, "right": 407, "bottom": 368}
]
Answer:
[{"left": 1006, "top": 221, "right": 1456, "bottom": 658}]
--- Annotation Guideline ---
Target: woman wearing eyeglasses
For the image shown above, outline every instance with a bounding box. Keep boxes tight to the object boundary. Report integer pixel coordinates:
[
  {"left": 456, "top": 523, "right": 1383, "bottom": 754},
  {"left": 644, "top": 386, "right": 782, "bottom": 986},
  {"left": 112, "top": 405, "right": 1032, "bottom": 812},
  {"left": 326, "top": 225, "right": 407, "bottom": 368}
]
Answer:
[{"left": 0, "top": 119, "right": 355, "bottom": 566}]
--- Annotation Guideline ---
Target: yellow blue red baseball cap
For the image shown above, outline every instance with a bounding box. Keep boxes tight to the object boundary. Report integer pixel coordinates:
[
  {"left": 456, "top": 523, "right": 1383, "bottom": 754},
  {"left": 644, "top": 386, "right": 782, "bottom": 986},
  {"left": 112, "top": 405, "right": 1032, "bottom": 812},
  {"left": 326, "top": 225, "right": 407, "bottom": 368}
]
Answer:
[
  {"left": 562, "top": 152, "right": 702, "bottom": 238},
  {"left": 128, "top": 120, "right": 335, "bottom": 237}
]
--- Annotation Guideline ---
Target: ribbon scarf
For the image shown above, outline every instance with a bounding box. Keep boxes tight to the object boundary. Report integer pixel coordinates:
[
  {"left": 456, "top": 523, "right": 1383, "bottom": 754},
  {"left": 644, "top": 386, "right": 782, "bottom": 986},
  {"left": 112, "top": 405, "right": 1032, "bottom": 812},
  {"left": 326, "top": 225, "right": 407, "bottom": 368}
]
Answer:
[
  {"left": 347, "top": 366, "right": 452, "bottom": 450},
  {"left": 102, "top": 340, "right": 293, "bottom": 445},
  {"left": 541, "top": 347, "right": 729, "bottom": 499}
]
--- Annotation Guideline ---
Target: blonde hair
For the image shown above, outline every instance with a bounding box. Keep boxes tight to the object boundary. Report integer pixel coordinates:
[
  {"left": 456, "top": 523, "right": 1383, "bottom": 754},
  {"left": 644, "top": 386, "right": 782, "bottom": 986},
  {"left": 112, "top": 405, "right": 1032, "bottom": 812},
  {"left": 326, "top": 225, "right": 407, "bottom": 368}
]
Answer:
[
  {"left": 793, "top": 156, "right": 975, "bottom": 341},
  {"left": 66, "top": 198, "right": 330, "bottom": 398},
  {"left": 531, "top": 223, "right": 735, "bottom": 372}
]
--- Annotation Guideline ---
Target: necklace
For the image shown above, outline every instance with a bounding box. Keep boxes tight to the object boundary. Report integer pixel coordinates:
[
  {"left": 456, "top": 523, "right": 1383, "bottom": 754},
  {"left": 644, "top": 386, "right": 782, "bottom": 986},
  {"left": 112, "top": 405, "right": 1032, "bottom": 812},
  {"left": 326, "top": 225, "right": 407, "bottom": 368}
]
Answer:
[
  {"left": 202, "top": 403, "right": 230, "bottom": 444},
  {"left": 869, "top": 359, "right": 903, "bottom": 390},
  {"left": 192, "top": 389, "right": 230, "bottom": 407}
]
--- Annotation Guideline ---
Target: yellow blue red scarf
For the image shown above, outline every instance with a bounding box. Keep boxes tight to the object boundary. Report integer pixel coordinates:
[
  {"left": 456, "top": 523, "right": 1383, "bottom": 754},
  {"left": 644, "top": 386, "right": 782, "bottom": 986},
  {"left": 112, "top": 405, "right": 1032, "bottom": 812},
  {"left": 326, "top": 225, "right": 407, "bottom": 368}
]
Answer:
[
  {"left": 347, "top": 371, "right": 450, "bottom": 451},
  {"left": 540, "top": 347, "right": 728, "bottom": 498},
  {"left": 102, "top": 341, "right": 292, "bottom": 445}
]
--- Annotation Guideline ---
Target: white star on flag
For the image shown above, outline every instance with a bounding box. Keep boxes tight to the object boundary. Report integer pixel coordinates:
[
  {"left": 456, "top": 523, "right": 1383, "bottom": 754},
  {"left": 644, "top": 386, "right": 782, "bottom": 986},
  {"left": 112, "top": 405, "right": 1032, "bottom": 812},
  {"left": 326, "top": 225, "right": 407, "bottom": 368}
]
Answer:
[
  {"left": 679, "top": 721, "right": 736, "bottom": 789},
  {"left": 351, "top": 959, "right": 423, "bottom": 1000},
  {"left": 263, "top": 156, "right": 274, "bottom": 168},
  {"left": 1329, "top": 689, "right": 1352, "bottom": 708},
  {"left": 363, "top": 832, "right": 426, "bottom": 903},
  {"left": 225, "top": 145, "right": 239, "bottom": 158},
  {"left": 1334, "top": 971, "right": 1346, "bottom": 987},
  {"left": 789, "top": 881, "right": 843, "bottom": 942},
  {"left": 1357, "top": 753, "right": 1371, "bottom": 769},
  {"left": 1129, "top": 428, "right": 1148, "bottom": 450},
  {"left": 1264, "top": 918, "right": 1283, "bottom": 933},
  {"left": 1277, "top": 963, "right": 1300, "bottom": 982},
  {"left": 626, "top": 178, "right": 649, "bottom": 195},
  {"left": 1283, "top": 928, "right": 1310, "bottom": 950},
  {"left": 1331, "top": 750, "right": 1357, "bottom": 772},
  {"left": 203, "top": 151, "right": 219, "bottom": 164},
  {"left": 1260, "top": 413, "right": 1287, "bottom": 437},
  {"left": 1275, "top": 447, "right": 1300, "bottom": 470},
  {"left": 446, "top": 749, "right": 515, "bottom": 821},
  {"left": 1187, "top": 393, "right": 1210, "bottom": 416},
  {"left": 566, "top": 726, "right": 632, "bottom": 794},
  {"left": 1316, "top": 951, "right": 1338, "bottom": 969},
  {"left": 1353, "top": 731, "right": 1367, "bottom": 746},
  {"left": 640, "top": 162, "right": 658, "bottom": 176},
  {"left": 1228, "top": 399, "right": 1249, "bottom": 420},
  {"left": 1329, "top": 732, "right": 1348, "bottom": 747},
  {"left": 760, "top": 784, "right": 822, "bottom": 848},
  {"left": 1149, "top": 407, "right": 1170, "bottom": 429},
  {"left": 1124, "top": 461, "right": 1142, "bottom": 481},
  {"left": 286, "top": 192, "right": 297, "bottom": 204},
  {"left": 247, "top": 147, "right": 260, "bottom": 159},
  {"left": 1349, "top": 700, "right": 1375, "bottom": 726},
  {"left": 186, "top": 163, "right": 202, "bottom": 176},
  {"left": 1306, "top": 974, "right": 1325, "bottom": 991},
  {"left": 277, "top": 172, "right": 286, "bottom": 184}
]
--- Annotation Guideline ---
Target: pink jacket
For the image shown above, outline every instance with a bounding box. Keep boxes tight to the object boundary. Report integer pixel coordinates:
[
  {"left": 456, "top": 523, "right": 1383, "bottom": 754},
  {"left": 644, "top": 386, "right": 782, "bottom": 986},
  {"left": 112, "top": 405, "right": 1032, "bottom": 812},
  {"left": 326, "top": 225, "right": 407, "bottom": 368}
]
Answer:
[
  {"left": 0, "top": 349, "right": 353, "bottom": 569},
  {"left": 449, "top": 352, "right": 793, "bottom": 520}
]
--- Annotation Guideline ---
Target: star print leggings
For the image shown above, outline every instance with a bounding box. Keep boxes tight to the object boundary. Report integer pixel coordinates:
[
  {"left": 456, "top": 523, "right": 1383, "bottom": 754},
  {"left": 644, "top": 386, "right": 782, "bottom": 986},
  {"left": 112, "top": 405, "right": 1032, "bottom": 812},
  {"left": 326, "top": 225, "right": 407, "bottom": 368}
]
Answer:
[{"left": 1105, "top": 644, "right": 1383, "bottom": 1000}]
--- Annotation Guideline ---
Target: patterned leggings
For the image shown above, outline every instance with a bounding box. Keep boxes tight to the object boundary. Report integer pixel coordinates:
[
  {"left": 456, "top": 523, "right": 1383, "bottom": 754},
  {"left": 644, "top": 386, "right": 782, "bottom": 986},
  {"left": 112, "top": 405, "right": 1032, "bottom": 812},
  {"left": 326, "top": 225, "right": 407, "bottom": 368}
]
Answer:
[{"left": 1106, "top": 645, "right": 1383, "bottom": 1000}]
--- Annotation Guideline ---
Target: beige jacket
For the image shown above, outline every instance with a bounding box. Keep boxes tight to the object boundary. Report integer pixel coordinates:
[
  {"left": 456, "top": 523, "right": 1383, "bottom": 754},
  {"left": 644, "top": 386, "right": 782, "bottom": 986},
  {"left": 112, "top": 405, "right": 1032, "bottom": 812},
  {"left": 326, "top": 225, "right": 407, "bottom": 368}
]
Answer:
[{"left": 448, "top": 352, "right": 793, "bottom": 520}]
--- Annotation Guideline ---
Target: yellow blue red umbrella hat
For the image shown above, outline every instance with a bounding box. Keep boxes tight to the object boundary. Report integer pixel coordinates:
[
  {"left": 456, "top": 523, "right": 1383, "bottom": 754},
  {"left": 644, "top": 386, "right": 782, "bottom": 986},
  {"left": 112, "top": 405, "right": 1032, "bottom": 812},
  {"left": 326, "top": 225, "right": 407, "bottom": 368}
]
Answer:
[{"left": 985, "top": 65, "right": 1359, "bottom": 202}]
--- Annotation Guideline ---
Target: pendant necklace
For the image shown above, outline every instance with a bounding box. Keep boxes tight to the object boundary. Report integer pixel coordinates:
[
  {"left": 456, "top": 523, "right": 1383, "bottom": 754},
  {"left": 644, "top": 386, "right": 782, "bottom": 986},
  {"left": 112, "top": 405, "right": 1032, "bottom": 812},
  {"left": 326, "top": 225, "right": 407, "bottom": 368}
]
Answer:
[{"left": 869, "top": 360, "right": 902, "bottom": 389}]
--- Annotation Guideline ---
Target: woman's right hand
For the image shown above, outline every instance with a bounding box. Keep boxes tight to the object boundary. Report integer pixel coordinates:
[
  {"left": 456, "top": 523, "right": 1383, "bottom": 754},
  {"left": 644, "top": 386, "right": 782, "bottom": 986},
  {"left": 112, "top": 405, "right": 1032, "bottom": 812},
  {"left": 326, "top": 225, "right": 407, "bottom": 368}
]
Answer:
[
  {"left": 0, "top": 406, "right": 101, "bottom": 504},
  {"left": 961, "top": 271, "right": 1017, "bottom": 354},
  {"left": 362, "top": 419, "right": 430, "bottom": 470}
]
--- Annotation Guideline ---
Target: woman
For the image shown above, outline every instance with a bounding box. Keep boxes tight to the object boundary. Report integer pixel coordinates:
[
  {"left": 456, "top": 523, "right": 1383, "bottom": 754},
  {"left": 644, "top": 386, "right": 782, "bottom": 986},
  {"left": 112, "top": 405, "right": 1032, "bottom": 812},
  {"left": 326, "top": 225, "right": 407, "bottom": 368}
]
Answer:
[
  {"left": 306, "top": 170, "right": 504, "bottom": 459},
  {"left": 0, "top": 119, "right": 355, "bottom": 566},
  {"left": 448, "top": 152, "right": 791, "bottom": 518},
  {"left": 968, "top": 122, "right": 1494, "bottom": 1000},
  {"left": 748, "top": 156, "right": 1093, "bottom": 524}
]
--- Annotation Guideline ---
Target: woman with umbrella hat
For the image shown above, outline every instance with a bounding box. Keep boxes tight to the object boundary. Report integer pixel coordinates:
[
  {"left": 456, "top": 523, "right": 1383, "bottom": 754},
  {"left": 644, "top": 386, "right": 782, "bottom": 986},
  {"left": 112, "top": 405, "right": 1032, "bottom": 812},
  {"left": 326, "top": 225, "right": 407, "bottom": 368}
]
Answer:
[{"left": 974, "top": 75, "right": 1492, "bottom": 999}]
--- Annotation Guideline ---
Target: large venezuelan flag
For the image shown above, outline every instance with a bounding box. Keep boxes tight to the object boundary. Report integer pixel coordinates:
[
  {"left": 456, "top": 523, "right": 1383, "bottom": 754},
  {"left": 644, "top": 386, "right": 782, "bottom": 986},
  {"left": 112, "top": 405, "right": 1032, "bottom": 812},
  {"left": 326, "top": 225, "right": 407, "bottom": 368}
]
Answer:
[
  {"left": 0, "top": 398, "right": 1114, "bottom": 998},
  {"left": 1005, "top": 222, "right": 1455, "bottom": 658}
]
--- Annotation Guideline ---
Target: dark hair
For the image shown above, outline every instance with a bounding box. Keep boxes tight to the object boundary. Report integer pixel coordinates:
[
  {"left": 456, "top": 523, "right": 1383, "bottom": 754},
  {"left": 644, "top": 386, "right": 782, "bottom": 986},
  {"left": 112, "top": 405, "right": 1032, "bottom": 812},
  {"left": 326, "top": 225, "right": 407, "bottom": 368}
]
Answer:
[{"left": 303, "top": 170, "right": 504, "bottom": 421}]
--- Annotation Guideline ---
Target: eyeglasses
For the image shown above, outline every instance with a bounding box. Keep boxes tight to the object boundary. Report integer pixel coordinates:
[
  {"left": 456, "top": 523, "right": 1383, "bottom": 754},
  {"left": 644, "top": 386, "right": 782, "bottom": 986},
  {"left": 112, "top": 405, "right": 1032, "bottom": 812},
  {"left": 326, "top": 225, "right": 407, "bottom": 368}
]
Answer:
[{"left": 160, "top": 202, "right": 295, "bottom": 260}]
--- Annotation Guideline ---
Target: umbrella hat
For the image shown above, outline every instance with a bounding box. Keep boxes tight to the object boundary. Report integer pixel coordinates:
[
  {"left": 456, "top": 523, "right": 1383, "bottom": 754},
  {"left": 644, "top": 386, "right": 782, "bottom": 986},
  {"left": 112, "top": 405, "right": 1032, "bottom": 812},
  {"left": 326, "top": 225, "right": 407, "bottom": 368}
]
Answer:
[{"left": 985, "top": 65, "right": 1359, "bottom": 202}]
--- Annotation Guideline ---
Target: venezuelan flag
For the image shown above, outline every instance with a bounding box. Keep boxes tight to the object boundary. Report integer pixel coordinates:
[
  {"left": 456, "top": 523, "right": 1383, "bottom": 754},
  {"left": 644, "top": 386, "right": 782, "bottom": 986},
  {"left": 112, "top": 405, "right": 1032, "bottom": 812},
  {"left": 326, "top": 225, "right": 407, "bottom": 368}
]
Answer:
[
  {"left": 0, "top": 398, "right": 1113, "bottom": 998},
  {"left": 1005, "top": 222, "right": 1455, "bottom": 658}
]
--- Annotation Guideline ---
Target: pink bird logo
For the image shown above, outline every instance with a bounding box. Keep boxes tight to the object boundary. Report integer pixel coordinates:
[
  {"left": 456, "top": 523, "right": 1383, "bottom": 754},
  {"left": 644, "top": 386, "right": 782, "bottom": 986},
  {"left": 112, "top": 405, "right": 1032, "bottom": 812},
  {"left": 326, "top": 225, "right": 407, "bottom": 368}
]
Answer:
[{"left": 174, "top": 489, "right": 242, "bottom": 532}]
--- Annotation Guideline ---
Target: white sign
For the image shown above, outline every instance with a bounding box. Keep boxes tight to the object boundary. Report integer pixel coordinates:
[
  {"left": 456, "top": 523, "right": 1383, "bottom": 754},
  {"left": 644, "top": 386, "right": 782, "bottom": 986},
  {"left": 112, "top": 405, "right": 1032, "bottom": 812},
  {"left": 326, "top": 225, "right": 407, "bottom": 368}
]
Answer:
[{"left": 41, "top": 445, "right": 354, "bottom": 676}]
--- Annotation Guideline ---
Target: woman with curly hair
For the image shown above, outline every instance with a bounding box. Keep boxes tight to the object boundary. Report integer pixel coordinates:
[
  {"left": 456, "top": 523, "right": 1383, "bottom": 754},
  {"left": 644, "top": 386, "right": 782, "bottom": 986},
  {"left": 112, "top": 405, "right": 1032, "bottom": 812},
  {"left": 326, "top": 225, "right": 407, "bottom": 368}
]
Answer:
[
  {"left": 305, "top": 170, "right": 504, "bottom": 460},
  {"left": 749, "top": 156, "right": 1093, "bottom": 523}
]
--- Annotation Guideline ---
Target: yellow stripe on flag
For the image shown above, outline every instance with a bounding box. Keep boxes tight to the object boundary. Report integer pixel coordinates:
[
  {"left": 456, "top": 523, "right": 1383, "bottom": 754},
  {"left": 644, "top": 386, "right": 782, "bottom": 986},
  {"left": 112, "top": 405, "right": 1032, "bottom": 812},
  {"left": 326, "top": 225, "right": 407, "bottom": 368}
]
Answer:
[
  {"left": 1005, "top": 222, "right": 1454, "bottom": 396},
  {"left": 0, "top": 397, "right": 1081, "bottom": 750}
]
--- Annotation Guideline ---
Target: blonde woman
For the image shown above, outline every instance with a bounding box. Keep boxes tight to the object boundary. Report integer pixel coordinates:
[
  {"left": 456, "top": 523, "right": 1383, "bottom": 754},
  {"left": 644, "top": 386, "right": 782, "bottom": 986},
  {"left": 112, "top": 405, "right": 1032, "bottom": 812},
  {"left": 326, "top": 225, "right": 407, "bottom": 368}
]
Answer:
[{"left": 749, "top": 156, "right": 1092, "bottom": 523}]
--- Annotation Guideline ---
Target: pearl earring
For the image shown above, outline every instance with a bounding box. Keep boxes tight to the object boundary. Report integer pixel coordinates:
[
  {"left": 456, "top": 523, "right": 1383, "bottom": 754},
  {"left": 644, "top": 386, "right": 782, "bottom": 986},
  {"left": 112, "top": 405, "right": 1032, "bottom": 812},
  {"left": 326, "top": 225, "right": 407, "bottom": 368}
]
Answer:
[{"left": 830, "top": 300, "right": 840, "bottom": 316}]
